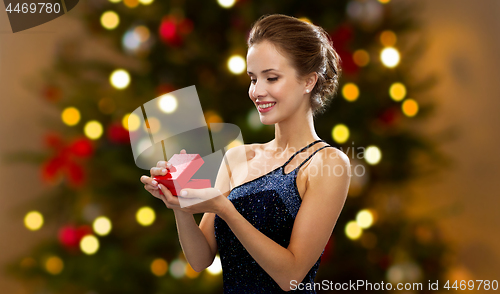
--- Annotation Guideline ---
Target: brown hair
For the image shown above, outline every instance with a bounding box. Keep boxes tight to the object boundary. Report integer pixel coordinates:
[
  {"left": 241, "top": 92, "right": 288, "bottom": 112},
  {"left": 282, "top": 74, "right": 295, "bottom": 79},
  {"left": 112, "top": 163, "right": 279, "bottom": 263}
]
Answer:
[{"left": 247, "top": 14, "right": 342, "bottom": 117}]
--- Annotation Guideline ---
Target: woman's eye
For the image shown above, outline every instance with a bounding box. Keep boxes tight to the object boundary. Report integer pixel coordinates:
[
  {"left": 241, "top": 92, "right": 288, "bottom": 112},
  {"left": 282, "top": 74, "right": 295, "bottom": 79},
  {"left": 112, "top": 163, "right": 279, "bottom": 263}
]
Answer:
[{"left": 250, "top": 77, "right": 277, "bottom": 84}]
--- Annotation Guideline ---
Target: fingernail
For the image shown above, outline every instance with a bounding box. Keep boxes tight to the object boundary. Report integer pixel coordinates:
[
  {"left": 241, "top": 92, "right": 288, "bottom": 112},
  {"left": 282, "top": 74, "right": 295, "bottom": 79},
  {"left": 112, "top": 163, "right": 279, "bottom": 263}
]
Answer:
[
  {"left": 162, "top": 169, "right": 167, "bottom": 173},
  {"left": 180, "top": 190, "right": 187, "bottom": 196},
  {"left": 152, "top": 180, "right": 158, "bottom": 185}
]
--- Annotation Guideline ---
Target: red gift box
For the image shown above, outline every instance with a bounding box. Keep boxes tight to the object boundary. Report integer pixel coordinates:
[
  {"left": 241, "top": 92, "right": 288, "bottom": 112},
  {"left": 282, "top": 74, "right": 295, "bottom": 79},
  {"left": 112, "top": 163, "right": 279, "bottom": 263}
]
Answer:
[{"left": 154, "top": 153, "right": 211, "bottom": 196}]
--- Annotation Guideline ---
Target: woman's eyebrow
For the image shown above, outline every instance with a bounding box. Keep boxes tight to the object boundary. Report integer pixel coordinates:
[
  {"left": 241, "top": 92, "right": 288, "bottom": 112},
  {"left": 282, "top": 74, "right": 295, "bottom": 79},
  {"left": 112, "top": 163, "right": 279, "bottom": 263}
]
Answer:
[{"left": 247, "top": 68, "right": 277, "bottom": 75}]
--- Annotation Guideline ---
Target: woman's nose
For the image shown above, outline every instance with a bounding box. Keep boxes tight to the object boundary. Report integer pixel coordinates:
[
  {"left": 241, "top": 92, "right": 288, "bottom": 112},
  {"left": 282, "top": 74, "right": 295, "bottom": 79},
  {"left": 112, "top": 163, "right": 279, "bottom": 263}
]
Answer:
[{"left": 251, "top": 81, "right": 266, "bottom": 98}]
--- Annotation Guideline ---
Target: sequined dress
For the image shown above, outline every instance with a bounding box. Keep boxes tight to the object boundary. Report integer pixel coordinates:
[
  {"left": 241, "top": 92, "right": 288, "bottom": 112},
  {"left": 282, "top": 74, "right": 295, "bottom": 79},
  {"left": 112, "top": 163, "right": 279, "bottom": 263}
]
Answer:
[{"left": 214, "top": 139, "right": 336, "bottom": 293}]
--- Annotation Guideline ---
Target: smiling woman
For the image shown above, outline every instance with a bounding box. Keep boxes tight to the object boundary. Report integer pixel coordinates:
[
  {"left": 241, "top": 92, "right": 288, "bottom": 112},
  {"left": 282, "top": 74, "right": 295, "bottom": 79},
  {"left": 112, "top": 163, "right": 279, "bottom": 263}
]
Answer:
[
  {"left": 141, "top": 13, "right": 349, "bottom": 294},
  {"left": 246, "top": 14, "right": 341, "bottom": 120}
]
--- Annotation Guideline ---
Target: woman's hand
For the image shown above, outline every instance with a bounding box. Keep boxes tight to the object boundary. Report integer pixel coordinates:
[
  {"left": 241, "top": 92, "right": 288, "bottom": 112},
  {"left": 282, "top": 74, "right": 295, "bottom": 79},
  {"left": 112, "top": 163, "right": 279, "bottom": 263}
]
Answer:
[
  {"left": 140, "top": 149, "right": 187, "bottom": 205},
  {"left": 158, "top": 185, "right": 232, "bottom": 217},
  {"left": 140, "top": 149, "right": 233, "bottom": 217}
]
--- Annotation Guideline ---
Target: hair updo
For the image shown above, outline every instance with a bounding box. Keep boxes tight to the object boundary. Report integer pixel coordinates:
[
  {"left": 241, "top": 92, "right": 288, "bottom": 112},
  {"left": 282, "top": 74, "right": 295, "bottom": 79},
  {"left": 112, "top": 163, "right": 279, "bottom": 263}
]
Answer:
[{"left": 247, "top": 14, "right": 342, "bottom": 117}]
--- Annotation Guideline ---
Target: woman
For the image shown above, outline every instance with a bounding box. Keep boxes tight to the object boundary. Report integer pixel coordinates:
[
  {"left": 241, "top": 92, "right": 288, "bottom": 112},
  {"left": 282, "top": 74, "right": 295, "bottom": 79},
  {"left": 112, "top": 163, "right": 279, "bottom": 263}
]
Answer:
[{"left": 141, "top": 14, "right": 351, "bottom": 293}]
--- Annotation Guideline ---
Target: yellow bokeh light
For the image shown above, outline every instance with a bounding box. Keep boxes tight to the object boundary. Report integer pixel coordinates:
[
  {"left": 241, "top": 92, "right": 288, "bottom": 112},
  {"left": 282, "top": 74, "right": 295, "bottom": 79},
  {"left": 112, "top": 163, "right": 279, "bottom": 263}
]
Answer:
[
  {"left": 381, "top": 47, "right": 400, "bottom": 68},
  {"left": 342, "top": 83, "right": 359, "bottom": 102},
  {"left": 158, "top": 94, "right": 178, "bottom": 113},
  {"left": 84, "top": 120, "right": 104, "bottom": 140},
  {"left": 110, "top": 69, "right": 131, "bottom": 90},
  {"left": 353, "top": 49, "right": 370, "bottom": 67},
  {"left": 136, "top": 206, "right": 156, "bottom": 226},
  {"left": 185, "top": 263, "right": 200, "bottom": 278},
  {"left": 108, "top": 0, "right": 121, "bottom": 3},
  {"left": 61, "top": 107, "right": 81, "bottom": 126},
  {"left": 378, "top": 0, "right": 390, "bottom": 3},
  {"left": 206, "top": 255, "right": 222, "bottom": 275},
  {"left": 123, "top": 0, "right": 139, "bottom": 8},
  {"left": 93, "top": 216, "right": 112, "bottom": 236},
  {"left": 124, "top": 113, "right": 141, "bottom": 131},
  {"left": 139, "top": 0, "right": 154, "bottom": 4},
  {"left": 100, "top": 11, "right": 120, "bottom": 30},
  {"left": 389, "top": 82, "right": 406, "bottom": 101},
  {"left": 227, "top": 55, "right": 246, "bottom": 74},
  {"left": 151, "top": 258, "right": 168, "bottom": 276},
  {"left": 143, "top": 117, "right": 161, "bottom": 134},
  {"left": 45, "top": 256, "right": 64, "bottom": 275},
  {"left": 205, "top": 111, "right": 223, "bottom": 124},
  {"left": 345, "top": 221, "right": 362, "bottom": 240},
  {"left": 332, "top": 124, "right": 350, "bottom": 144},
  {"left": 364, "top": 145, "right": 382, "bottom": 165},
  {"left": 356, "top": 209, "right": 374, "bottom": 229},
  {"left": 217, "top": 0, "right": 235, "bottom": 8},
  {"left": 402, "top": 98, "right": 419, "bottom": 117},
  {"left": 227, "top": 139, "right": 243, "bottom": 149},
  {"left": 205, "top": 110, "right": 223, "bottom": 132},
  {"left": 298, "top": 17, "right": 312, "bottom": 24},
  {"left": 24, "top": 211, "right": 43, "bottom": 231},
  {"left": 80, "top": 235, "right": 100, "bottom": 255},
  {"left": 380, "top": 30, "right": 397, "bottom": 47}
]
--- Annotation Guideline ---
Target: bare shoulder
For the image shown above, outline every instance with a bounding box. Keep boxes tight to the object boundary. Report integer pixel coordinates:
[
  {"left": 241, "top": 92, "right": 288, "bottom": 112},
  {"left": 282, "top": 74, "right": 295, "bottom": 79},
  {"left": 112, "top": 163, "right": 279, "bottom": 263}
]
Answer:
[
  {"left": 299, "top": 145, "right": 351, "bottom": 204},
  {"left": 325, "top": 146, "right": 350, "bottom": 165},
  {"left": 308, "top": 145, "right": 351, "bottom": 181}
]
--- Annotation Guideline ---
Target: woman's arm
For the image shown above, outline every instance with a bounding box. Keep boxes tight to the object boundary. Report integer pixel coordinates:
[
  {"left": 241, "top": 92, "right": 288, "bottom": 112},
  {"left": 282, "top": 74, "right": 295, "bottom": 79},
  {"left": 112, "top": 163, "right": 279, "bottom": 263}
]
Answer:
[
  {"left": 217, "top": 148, "right": 350, "bottom": 291},
  {"left": 171, "top": 210, "right": 213, "bottom": 272},
  {"left": 169, "top": 150, "right": 233, "bottom": 272}
]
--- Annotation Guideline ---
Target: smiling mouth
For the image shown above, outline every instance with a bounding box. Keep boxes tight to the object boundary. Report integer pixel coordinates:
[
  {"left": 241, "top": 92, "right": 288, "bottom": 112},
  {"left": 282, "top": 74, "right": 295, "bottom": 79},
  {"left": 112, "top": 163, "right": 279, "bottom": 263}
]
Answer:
[{"left": 257, "top": 102, "right": 276, "bottom": 110}]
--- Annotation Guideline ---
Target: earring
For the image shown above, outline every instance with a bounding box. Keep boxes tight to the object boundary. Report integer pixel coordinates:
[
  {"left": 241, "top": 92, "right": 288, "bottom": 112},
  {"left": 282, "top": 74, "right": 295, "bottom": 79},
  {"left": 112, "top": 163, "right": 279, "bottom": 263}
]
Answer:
[{"left": 306, "top": 89, "right": 310, "bottom": 93}]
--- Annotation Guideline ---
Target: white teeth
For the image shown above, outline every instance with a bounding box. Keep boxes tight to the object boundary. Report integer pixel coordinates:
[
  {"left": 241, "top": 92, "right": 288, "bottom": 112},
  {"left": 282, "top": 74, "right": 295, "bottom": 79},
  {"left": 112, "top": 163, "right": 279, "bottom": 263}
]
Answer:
[{"left": 259, "top": 102, "right": 276, "bottom": 109}]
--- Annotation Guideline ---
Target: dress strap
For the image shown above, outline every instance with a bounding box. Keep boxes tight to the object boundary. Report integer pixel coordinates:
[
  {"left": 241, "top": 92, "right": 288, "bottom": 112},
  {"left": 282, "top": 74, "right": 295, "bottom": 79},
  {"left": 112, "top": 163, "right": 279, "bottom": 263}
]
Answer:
[
  {"left": 282, "top": 139, "right": 327, "bottom": 168},
  {"left": 296, "top": 145, "right": 336, "bottom": 171}
]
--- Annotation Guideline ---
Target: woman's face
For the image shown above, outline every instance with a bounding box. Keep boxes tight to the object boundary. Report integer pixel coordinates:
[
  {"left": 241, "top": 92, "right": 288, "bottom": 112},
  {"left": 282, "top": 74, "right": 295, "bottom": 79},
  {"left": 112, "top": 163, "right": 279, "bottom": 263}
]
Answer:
[{"left": 246, "top": 40, "right": 310, "bottom": 125}]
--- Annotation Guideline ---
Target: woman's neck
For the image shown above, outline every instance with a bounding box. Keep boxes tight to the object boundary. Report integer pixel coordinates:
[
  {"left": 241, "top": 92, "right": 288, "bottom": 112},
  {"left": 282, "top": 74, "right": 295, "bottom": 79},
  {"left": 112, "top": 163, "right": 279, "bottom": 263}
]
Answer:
[{"left": 269, "top": 109, "right": 320, "bottom": 153}]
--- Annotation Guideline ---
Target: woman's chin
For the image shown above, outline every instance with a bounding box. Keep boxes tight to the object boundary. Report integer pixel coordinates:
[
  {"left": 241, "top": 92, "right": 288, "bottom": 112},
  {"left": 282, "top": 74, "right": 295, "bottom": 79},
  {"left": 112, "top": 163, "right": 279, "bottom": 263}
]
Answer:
[{"left": 259, "top": 118, "right": 276, "bottom": 125}]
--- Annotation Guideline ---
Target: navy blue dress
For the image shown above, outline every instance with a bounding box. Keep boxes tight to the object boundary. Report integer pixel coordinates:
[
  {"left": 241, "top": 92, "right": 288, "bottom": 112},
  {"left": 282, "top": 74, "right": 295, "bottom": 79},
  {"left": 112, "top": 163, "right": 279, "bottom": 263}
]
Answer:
[{"left": 214, "top": 139, "right": 337, "bottom": 293}]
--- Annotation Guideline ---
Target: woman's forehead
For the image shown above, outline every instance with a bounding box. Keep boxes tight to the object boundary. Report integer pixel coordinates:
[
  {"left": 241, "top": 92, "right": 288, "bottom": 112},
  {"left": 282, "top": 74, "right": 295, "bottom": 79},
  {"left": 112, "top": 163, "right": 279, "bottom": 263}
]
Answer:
[{"left": 247, "top": 41, "right": 290, "bottom": 73}]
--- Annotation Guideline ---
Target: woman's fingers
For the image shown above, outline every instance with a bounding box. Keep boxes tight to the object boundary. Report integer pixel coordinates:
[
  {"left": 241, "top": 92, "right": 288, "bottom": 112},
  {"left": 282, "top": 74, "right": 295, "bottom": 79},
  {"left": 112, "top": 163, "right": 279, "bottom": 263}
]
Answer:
[
  {"left": 160, "top": 184, "right": 181, "bottom": 207},
  {"left": 141, "top": 175, "right": 161, "bottom": 199},
  {"left": 156, "top": 161, "right": 173, "bottom": 169},
  {"left": 141, "top": 176, "right": 158, "bottom": 189},
  {"left": 150, "top": 166, "right": 170, "bottom": 177},
  {"left": 145, "top": 182, "right": 191, "bottom": 212},
  {"left": 140, "top": 175, "right": 158, "bottom": 186},
  {"left": 143, "top": 170, "right": 189, "bottom": 211},
  {"left": 155, "top": 150, "right": 186, "bottom": 171},
  {"left": 159, "top": 184, "right": 183, "bottom": 210},
  {"left": 156, "top": 161, "right": 172, "bottom": 170},
  {"left": 144, "top": 184, "right": 162, "bottom": 199}
]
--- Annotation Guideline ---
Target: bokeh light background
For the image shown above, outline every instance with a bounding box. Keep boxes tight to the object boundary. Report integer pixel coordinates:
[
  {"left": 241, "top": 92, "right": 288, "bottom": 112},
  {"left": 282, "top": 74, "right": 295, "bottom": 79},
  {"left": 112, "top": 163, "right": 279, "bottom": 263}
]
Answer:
[{"left": 1, "top": 0, "right": 499, "bottom": 293}]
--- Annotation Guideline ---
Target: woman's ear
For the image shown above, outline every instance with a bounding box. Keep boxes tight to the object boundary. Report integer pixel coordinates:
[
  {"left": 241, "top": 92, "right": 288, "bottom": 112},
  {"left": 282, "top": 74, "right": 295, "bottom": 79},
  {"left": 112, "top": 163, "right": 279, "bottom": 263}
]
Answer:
[{"left": 305, "top": 72, "right": 318, "bottom": 92}]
